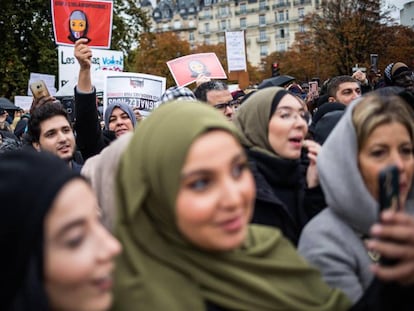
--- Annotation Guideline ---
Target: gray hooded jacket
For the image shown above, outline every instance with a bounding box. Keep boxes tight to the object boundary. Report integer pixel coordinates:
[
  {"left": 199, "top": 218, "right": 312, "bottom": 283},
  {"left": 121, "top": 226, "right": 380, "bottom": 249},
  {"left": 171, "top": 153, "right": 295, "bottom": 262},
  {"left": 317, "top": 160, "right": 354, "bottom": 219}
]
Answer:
[{"left": 298, "top": 99, "right": 414, "bottom": 303}]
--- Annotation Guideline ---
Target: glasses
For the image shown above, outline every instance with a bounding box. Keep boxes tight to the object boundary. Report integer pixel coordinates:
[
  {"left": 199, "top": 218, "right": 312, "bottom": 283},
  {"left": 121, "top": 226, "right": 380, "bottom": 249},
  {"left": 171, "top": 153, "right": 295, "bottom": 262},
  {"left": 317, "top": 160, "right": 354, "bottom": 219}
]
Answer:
[
  {"left": 213, "top": 101, "right": 236, "bottom": 111},
  {"left": 275, "top": 107, "right": 311, "bottom": 124}
]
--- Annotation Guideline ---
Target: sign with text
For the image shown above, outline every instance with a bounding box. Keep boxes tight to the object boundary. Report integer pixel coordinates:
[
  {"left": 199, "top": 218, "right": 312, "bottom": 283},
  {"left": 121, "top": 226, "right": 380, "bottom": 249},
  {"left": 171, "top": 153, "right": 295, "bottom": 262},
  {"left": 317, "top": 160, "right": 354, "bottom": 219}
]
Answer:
[
  {"left": 51, "top": 0, "right": 113, "bottom": 48},
  {"left": 167, "top": 53, "right": 227, "bottom": 87},
  {"left": 225, "top": 31, "right": 247, "bottom": 72},
  {"left": 103, "top": 72, "right": 166, "bottom": 117},
  {"left": 58, "top": 45, "right": 123, "bottom": 90}
]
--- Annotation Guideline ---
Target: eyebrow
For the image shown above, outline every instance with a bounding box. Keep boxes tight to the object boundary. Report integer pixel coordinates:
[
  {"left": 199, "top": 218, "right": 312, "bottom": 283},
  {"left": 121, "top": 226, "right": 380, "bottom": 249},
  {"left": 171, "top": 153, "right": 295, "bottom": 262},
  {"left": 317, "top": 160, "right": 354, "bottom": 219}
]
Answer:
[
  {"left": 180, "top": 152, "right": 246, "bottom": 180},
  {"left": 276, "top": 106, "right": 305, "bottom": 111}
]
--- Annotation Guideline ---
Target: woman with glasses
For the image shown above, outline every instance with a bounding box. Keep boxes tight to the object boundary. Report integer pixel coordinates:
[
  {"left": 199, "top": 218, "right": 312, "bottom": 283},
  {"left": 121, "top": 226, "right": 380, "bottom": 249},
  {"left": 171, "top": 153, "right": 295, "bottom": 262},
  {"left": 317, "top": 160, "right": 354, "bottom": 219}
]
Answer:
[{"left": 233, "top": 87, "right": 322, "bottom": 245}]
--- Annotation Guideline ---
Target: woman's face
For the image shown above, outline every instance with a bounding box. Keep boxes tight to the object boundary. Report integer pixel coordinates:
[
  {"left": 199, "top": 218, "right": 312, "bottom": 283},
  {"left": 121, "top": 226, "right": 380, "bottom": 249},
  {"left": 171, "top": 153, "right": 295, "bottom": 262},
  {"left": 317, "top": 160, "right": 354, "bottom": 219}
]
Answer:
[
  {"left": 108, "top": 107, "right": 134, "bottom": 137},
  {"left": 175, "top": 130, "right": 255, "bottom": 251},
  {"left": 44, "top": 179, "right": 122, "bottom": 311},
  {"left": 358, "top": 122, "right": 414, "bottom": 206},
  {"left": 268, "top": 94, "right": 308, "bottom": 159}
]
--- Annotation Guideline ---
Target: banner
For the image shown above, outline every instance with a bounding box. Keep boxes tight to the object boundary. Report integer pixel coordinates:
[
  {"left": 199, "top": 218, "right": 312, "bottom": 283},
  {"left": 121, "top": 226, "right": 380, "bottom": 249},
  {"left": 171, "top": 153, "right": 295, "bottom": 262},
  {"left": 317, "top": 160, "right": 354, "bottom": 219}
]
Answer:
[
  {"left": 103, "top": 72, "right": 166, "bottom": 118},
  {"left": 225, "top": 31, "right": 247, "bottom": 72},
  {"left": 58, "top": 45, "right": 123, "bottom": 91},
  {"left": 51, "top": 0, "right": 113, "bottom": 48},
  {"left": 167, "top": 53, "right": 227, "bottom": 87}
]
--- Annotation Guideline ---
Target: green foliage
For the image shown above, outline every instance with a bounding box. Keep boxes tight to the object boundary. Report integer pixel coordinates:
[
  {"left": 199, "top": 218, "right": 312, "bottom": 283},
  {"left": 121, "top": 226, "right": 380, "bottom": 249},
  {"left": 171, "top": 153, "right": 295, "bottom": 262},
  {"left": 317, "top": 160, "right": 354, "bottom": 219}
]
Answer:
[{"left": 0, "top": 0, "right": 57, "bottom": 98}]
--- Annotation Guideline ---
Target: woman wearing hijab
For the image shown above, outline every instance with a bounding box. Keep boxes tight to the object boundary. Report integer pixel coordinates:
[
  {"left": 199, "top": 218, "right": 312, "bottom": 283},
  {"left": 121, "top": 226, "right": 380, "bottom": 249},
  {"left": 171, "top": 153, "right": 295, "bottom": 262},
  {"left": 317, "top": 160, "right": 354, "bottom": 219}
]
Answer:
[
  {"left": 298, "top": 93, "right": 414, "bottom": 305},
  {"left": 0, "top": 150, "right": 121, "bottom": 311},
  {"left": 74, "top": 38, "right": 137, "bottom": 160},
  {"left": 233, "top": 87, "right": 323, "bottom": 245}
]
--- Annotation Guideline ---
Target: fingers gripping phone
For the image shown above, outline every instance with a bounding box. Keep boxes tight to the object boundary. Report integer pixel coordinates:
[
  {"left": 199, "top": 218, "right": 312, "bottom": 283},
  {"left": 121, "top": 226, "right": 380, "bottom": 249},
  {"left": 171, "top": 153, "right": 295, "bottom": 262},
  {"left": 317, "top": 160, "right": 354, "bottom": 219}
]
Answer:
[
  {"left": 30, "top": 80, "right": 50, "bottom": 99},
  {"left": 377, "top": 165, "right": 400, "bottom": 266}
]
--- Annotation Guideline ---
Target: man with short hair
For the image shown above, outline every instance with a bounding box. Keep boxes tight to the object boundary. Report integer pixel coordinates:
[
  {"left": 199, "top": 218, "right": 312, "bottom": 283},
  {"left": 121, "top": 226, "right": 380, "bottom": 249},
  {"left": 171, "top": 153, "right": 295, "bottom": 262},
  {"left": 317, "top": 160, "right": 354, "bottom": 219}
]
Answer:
[
  {"left": 327, "top": 75, "right": 361, "bottom": 106},
  {"left": 194, "top": 80, "right": 235, "bottom": 120},
  {"left": 28, "top": 102, "right": 82, "bottom": 172}
]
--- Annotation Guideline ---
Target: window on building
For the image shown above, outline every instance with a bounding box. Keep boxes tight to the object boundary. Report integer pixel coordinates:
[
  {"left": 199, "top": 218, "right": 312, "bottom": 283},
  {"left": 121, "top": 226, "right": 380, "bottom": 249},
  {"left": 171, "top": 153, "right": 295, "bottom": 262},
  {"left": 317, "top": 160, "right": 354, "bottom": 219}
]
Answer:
[
  {"left": 274, "top": 12, "right": 278, "bottom": 22},
  {"left": 278, "top": 11, "right": 284, "bottom": 22},
  {"left": 204, "top": 22, "right": 210, "bottom": 32},
  {"left": 204, "top": 8, "right": 211, "bottom": 18},
  {"left": 204, "top": 0, "right": 212, "bottom": 6},
  {"left": 205, "top": 37, "right": 211, "bottom": 45},
  {"left": 240, "top": 17, "right": 247, "bottom": 28},
  {"left": 173, "top": 21, "right": 181, "bottom": 29},
  {"left": 220, "top": 6, "right": 229, "bottom": 17},
  {"left": 259, "top": 29, "right": 267, "bottom": 41},
  {"left": 299, "top": 24, "right": 305, "bottom": 32},
  {"left": 260, "top": 45, "right": 268, "bottom": 57},
  {"left": 259, "top": 0, "right": 266, "bottom": 10},
  {"left": 218, "top": 34, "right": 225, "bottom": 43},
  {"left": 220, "top": 20, "right": 227, "bottom": 30},
  {"left": 298, "top": 7, "right": 304, "bottom": 18},
  {"left": 259, "top": 14, "right": 266, "bottom": 26},
  {"left": 189, "top": 31, "right": 194, "bottom": 41},
  {"left": 285, "top": 10, "right": 289, "bottom": 20},
  {"left": 280, "top": 28, "right": 285, "bottom": 38},
  {"left": 240, "top": 2, "right": 247, "bottom": 14},
  {"left": 279, "top": 42, "right": 286, "bottom": 52}
]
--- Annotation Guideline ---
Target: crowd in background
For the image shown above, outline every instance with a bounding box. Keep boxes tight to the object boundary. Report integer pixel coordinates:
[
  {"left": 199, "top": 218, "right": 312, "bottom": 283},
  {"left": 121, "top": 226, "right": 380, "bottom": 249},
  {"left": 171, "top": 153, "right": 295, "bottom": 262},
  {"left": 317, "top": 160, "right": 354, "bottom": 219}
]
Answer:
[{"left": 1, "top": 38, "right": 414, "bottom": 310}]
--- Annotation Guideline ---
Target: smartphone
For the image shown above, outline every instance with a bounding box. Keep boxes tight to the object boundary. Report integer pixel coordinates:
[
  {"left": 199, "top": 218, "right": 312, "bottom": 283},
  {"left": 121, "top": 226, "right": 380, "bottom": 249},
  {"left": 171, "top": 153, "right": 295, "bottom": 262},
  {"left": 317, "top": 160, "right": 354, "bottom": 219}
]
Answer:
[
  {"left": 378, "top": 165, "right": 400, "bottom": 213},
  {"left": 308, "top": 81, "right": 319, "bottom": 98},
  {"left": 30, "top": 80, "right": 50, "bottom": 99},
  {"left": 378, "top": 165, "right": 400, "bottom": 266}
]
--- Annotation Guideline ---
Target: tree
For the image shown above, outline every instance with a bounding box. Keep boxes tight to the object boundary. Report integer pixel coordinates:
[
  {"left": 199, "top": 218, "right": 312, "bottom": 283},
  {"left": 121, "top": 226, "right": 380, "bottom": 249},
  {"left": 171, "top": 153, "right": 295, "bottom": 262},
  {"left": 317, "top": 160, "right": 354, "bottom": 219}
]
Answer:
[
  {"left": 133, "top": 32, "right": 191, "bottom": 87},
  {"left": 304, "top": 0, "right": 388, "bottom": 76},
  {"left": 0, "top": 0, "right": 150, "bottom": 99},
  {"left": 0, "top": 0, "right": 57, "bottom": 98}
]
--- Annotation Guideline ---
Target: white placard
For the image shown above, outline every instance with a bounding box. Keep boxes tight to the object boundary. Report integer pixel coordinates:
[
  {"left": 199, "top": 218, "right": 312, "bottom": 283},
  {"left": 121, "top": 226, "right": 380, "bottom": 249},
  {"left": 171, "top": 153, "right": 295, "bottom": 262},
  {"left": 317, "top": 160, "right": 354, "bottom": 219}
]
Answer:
[
  {"left": 28, "top": 73, "right": 57, "bottom": 96},
  {"left": 14, "top": 96, "right": 33, "bottom": 112},
  {"left": 225, "top": 31, "right": 247, "bottom": 72},
  {"left": 58, "top": 45, "right": 124, "bottom": 90},
  {"left": 103, "top": 72, "right": 166, "bottom": 117}
]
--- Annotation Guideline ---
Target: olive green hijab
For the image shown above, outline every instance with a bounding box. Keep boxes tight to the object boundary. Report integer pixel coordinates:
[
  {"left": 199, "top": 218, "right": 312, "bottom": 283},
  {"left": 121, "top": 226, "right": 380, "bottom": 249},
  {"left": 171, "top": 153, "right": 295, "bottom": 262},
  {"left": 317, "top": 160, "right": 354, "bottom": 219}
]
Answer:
[
  {"left": 113, "top": 101, "right": 350, "bottom": 310},
  {"left": 233, "top": 87, "right": 292, "bottom": 158}
]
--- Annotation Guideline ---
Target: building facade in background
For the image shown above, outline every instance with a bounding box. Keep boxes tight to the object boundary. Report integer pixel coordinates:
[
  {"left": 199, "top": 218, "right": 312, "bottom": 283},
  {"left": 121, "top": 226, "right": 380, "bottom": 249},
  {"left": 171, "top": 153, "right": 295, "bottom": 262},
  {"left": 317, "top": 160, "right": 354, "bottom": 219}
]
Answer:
[
  {"left": 400, "top": 1, "right": 414, "bottom": 28},
  {"left": 141, "top": 0, "right": 321, "bottom": 66}
]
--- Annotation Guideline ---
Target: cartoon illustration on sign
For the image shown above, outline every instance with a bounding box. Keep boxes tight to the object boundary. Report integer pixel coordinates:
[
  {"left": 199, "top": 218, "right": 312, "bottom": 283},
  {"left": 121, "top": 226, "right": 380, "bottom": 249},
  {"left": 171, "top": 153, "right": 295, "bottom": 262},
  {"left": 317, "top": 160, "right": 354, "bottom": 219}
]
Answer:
[
  {"left": 68, "top": 10, "right": 91, "bottom": 43},
  {"left": 188, "top": 60, "right": 211, "bottom": 78}
]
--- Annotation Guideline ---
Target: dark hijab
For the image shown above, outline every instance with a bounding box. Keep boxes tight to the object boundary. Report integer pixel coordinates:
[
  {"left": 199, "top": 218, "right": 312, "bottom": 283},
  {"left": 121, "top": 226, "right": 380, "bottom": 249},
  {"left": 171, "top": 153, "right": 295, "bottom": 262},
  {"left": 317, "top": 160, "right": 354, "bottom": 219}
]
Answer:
[{"left": 0, "top": 150, "right": 80, "bottom": 310}]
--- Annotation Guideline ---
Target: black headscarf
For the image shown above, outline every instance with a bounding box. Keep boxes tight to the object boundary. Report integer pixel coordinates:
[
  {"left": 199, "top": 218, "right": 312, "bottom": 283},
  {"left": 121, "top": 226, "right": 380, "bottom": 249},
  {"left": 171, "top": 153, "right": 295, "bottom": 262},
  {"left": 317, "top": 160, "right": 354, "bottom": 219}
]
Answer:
[{"left": 0, "top": 150, "right": 80, "bottom": 310}]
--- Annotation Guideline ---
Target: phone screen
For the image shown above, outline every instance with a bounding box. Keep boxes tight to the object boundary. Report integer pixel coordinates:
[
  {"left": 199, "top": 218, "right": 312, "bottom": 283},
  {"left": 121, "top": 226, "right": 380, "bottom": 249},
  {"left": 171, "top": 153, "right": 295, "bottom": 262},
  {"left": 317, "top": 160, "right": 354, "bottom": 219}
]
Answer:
[{"left": 378, "top": 165, "right": 400, "bottom": 213}]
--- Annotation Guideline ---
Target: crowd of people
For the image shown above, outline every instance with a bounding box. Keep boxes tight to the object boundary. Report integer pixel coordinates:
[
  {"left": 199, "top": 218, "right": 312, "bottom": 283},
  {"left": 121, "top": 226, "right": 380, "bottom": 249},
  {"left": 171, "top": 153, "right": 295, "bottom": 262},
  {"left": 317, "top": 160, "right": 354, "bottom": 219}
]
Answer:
[{"left": 1, "top": 37, "right": 414, "bottom": 310}]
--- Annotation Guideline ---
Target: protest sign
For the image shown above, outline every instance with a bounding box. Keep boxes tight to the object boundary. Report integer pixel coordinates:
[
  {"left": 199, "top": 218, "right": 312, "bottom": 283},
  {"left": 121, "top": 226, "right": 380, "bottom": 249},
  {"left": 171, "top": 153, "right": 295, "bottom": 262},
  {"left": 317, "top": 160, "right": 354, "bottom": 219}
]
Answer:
[
  {"left": 225, "top": 31, "right": 247, "bottom": 72},
  {"left": 57, "top": 45, "right": 123, "bottom": 92},
  {"left": 103, "top": 72, "right": 166, "bottom": 118},
  {"left": 51, "top": 0, "right": 113, "bottom": 48},
  {"left": 167, "top": 53, "right": 227, "bottom": 86}
]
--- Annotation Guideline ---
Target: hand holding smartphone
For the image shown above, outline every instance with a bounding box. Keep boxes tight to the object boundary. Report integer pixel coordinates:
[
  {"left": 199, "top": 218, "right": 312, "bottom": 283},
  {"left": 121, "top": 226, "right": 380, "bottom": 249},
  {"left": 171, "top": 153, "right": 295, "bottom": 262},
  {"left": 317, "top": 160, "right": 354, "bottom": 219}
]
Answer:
[{"left": 30, "top": 80, "right": 50, "bottom": 99}]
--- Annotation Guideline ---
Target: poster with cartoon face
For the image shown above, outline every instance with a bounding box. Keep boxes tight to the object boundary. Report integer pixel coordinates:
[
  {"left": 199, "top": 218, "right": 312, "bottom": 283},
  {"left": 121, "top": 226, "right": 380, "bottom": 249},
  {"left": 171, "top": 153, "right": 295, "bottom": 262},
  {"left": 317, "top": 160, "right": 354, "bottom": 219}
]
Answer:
[
  {"left": 167, "top": 53, "right": 227, "bottom": 86},
  {"left": 51, "top": 0, "right": 113, "bottom": 48}
]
